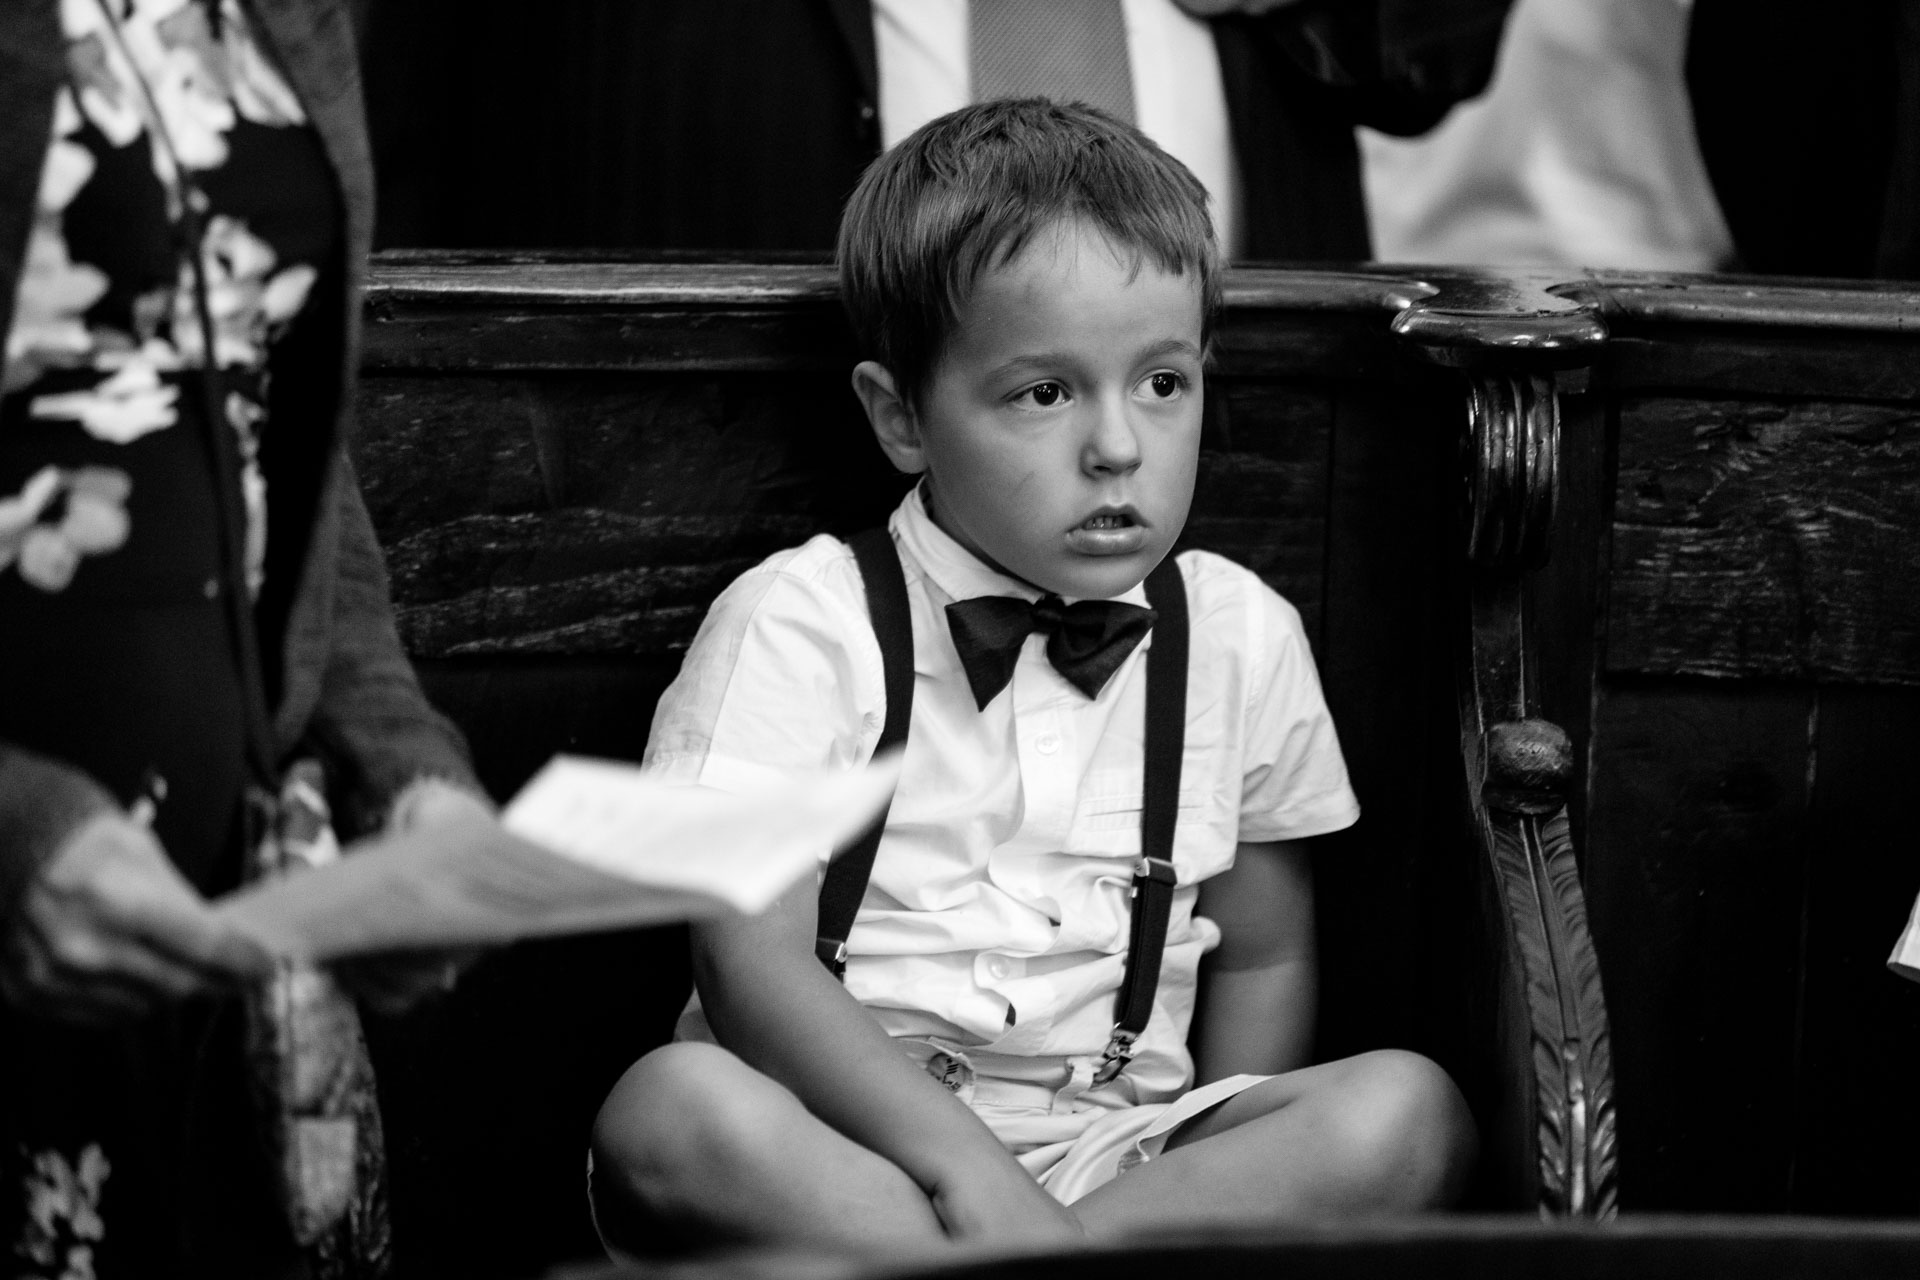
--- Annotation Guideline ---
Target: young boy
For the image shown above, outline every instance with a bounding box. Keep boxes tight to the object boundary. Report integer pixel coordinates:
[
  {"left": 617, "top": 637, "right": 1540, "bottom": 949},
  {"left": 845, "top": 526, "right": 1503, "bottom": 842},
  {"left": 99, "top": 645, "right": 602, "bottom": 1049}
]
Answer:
[{"left": 591, "top": 99, "right": 1474, "bottom": 1259}]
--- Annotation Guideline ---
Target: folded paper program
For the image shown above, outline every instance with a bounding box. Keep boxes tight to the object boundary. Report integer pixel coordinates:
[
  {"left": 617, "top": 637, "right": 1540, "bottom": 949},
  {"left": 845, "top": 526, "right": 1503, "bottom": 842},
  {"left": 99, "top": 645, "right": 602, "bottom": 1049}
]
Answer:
[
  {"left": 1889, "top": 891, "right": 1920, "bottom": 983},
  {"left": 214, "top": 754, "right": 901, "bottom": 962}
]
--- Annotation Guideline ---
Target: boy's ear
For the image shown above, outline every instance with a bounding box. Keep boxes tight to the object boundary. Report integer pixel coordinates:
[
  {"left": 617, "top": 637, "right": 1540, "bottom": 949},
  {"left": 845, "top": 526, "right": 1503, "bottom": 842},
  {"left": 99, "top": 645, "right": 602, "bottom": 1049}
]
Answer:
[{"left": 851, "top": 361, "right": 928, "bottom": 475}]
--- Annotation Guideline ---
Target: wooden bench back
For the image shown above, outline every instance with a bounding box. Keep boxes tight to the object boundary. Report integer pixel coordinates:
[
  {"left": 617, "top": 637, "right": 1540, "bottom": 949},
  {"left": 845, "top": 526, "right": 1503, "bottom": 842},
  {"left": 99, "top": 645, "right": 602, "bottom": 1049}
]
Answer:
[
  {"left": 351, "top": 254, "right": 1920, "bottom": 1273},
  {"left": 1568, "top": 281, "right": 1920, "bottom": 1215}
]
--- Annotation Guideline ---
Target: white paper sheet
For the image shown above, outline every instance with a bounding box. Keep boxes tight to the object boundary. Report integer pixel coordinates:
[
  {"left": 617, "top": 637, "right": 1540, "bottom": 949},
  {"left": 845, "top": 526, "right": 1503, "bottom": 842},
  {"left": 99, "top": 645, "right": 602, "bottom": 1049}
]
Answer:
[
  {"left": 214, "top": 755, "right": 899, "bottom": 962},
  {"left": 1889, "top": 890, "right": 1920, "bottom": 983}
]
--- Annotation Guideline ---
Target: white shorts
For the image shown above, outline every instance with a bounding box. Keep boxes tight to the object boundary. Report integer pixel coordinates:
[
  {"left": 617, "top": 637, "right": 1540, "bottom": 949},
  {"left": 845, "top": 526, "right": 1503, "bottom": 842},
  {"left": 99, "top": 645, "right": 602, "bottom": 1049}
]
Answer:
[
  {"left": 900, "top": 1038, "right": 1272, "bottom": 1205},
  {"left": 587, "top": 1041, "right": 1275, "bottom": 1258}
]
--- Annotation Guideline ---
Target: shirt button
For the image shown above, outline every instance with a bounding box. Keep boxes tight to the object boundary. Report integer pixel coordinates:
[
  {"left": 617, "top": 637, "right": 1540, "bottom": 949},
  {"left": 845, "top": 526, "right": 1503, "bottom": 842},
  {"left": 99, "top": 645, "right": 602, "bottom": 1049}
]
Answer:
[
  {"left": 1035, "top": 733, "right": 1060, "bottom": 756},
  {"left": 202, "top": 577, "right": 220, "bottom": 599},
  {"left": 985, "top": 956, "right": 1011, "bottom": 981}
]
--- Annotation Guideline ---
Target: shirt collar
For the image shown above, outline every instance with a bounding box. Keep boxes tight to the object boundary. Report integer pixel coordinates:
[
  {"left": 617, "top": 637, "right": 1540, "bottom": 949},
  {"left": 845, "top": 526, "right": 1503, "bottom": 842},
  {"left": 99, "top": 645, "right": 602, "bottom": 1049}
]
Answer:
[{"left": 888, "top": 483, "right": 1152, "bottom": 609}]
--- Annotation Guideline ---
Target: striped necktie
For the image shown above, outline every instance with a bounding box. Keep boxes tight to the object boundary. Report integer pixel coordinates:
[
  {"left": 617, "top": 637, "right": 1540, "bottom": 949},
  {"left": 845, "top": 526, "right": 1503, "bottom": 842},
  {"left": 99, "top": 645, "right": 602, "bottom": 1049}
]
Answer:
[{"left": 970, "top": 0, "right": 1136, "bottom": 124}]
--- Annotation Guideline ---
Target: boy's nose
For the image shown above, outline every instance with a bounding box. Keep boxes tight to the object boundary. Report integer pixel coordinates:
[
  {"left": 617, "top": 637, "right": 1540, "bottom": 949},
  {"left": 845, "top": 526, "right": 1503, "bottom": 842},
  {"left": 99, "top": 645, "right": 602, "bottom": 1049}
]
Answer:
[{"left": 1082, "top": 399, "right": 1143, "bottom": 475}]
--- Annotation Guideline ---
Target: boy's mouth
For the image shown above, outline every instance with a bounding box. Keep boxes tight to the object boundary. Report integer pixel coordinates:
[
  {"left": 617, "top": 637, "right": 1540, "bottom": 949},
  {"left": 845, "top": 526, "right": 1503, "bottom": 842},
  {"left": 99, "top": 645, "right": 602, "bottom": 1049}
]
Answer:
[
  {"left": 1075, "top": 507, "right": 1141, "bottom": 531},
  {"left": 1066, "top": 507, "right": 1150, "bottom": 557}
]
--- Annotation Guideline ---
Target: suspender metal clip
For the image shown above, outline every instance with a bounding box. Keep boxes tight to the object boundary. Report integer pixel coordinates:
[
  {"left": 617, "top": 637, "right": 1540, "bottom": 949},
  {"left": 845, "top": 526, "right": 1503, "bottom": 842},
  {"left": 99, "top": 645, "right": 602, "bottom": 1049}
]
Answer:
[
  {"left": 1133, "top": 854, "right": 1177, "bottom": 884},
  {"left": 1130, "top": 854, "right": 1176, "bottom": 900},
  {"left": 1094, "top": 1025, "right": 1139, "bottom": 1086},
  {"left": 815, "top": 937, "right": 849, "bottom": 980}
]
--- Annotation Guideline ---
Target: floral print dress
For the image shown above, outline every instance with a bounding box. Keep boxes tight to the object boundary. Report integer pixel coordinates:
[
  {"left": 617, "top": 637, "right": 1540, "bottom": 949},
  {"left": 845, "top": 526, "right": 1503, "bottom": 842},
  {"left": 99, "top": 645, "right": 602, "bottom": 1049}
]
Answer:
[{"left": 0, "top": 0, "right": 338, "bottom": 1275}]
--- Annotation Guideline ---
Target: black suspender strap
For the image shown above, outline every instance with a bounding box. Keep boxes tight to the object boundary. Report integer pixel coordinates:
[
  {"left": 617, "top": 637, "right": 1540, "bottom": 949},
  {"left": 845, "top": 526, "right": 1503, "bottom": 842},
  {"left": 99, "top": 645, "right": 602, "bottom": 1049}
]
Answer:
[
  {"left": 1095, "top": 554, "right": 1188, "bottom": 1084},
  {"left": 816, "top": 528, "right": 915, "bottom": 978}
]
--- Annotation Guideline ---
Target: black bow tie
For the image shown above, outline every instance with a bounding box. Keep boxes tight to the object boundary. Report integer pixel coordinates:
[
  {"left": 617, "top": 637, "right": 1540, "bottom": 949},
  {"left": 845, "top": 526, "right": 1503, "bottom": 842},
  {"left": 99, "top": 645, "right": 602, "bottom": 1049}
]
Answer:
[{"left": 945, "top": 594, "right": 1157, "bottom": 709}]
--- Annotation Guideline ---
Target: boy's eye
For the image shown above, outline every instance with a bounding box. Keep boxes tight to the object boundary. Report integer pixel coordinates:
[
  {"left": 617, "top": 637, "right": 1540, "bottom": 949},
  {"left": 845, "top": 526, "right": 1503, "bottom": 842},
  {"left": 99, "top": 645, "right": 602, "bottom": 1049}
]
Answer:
[
  {"left": 1146, "top": 372, "right": 1185, "bottom": 399},
  {"left": 1021, "top": 382, "right": 1068, "bottom": 408}
]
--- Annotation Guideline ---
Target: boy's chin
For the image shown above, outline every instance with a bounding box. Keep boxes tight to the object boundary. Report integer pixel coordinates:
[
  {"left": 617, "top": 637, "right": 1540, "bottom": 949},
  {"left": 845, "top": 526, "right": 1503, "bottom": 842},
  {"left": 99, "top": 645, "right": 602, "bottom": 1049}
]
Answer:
[{"left": 1027, "top": 552, "right": 1164, "bottom": 602}]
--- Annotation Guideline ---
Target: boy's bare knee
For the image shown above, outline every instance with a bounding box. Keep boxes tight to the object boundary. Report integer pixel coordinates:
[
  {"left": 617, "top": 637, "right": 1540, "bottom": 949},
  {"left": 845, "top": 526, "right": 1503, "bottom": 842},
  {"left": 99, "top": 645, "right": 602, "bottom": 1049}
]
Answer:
[
  {"left": 597, "top": 1044, "right": 719, "bottom": 1157},
  {"left": 1331, "top": 1049, "right": 1476, "bottom": 1210},
  {"left": 592, "top": 1043, "right": 789, "bottom": 1215}
]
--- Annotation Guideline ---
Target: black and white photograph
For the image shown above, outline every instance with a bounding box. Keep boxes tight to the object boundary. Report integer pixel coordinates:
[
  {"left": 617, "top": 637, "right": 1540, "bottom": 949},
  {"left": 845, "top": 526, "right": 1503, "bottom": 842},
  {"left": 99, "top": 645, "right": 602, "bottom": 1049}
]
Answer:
[{"left": 1, "top": 1, "right": 1916, "bottom": 1276}]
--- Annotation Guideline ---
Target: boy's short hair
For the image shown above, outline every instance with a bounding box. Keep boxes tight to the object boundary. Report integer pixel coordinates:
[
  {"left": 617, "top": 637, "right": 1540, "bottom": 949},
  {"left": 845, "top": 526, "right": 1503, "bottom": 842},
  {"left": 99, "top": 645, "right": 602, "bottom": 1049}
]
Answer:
[{"left": 837, "top": 98, "right": 1222, "bottom": 412}]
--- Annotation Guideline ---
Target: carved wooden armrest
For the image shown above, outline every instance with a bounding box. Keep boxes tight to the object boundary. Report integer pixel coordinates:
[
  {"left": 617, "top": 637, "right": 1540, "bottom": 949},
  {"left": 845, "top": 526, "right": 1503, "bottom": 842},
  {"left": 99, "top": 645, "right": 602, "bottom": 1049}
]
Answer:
[{"left": 1395, "top": 281, "right": 1619, "bottom": 1217}]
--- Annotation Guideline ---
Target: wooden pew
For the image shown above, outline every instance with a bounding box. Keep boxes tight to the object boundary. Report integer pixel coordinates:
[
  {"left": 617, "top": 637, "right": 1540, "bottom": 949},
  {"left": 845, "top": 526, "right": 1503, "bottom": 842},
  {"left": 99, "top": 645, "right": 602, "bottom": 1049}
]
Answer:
[
  {"left": 352, "top": 252, "right": 1917, "bottom": 1276},
  {"left": 1565, "top": 278, "right": 1920, "bottom": 1215}
]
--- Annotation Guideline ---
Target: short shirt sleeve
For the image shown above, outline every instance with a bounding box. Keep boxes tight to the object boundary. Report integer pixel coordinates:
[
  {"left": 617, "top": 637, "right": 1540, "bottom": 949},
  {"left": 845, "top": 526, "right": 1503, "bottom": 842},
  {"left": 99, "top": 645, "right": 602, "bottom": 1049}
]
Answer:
[
  {"left": 643, "top": 537, "right": 885, "bottom": 803},
  {"left": 1233, "top": 575, "right": 1361, "bottom": 844}
]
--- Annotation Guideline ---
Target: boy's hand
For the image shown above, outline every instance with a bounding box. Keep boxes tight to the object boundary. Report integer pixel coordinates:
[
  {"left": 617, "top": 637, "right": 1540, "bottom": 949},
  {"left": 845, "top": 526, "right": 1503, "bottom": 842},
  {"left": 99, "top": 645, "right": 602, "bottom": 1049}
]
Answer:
[
  {"left": 930, "top": 1162, "right": 1085, "bottom": 1249},
  {"left": 0, "top": 811, "right": 271, "bottom": 1024}
]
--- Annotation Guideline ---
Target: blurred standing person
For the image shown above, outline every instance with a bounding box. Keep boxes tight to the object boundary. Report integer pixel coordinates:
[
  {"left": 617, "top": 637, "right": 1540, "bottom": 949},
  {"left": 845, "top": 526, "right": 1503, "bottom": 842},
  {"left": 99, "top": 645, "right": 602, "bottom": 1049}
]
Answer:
[
  {"left": 1361, "top": 0, "right": 1736, "bottom": 271},
  {"left": 873, "top": 0, "right": 1512, "bottom": 260},
  {"left": 0, "top": 0, "right": 487, "bottom": 1276},
  {"left": 1688, "top": 0, "right": 1920, "bottom": 279},
  {"left": 367, "top": 0, "right": 1512, "bottom": 261}
]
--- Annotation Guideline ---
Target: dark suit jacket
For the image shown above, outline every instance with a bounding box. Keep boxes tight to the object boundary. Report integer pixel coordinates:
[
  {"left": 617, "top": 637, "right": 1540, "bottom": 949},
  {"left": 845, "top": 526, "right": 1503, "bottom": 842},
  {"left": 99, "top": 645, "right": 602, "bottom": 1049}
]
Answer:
[
  {"left": 1687, "top": 0, "right": 1920, "bottom": 279},
  {"left": 368, "top": 0, "right": 1511, "bottom": 262}
]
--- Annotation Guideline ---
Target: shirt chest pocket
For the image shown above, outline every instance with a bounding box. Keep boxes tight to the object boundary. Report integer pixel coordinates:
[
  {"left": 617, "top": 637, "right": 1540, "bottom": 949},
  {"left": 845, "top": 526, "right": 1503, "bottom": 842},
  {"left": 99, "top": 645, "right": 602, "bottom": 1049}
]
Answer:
[{"left": 1066, "top": 767, "right": 1238, "bottom": 883}]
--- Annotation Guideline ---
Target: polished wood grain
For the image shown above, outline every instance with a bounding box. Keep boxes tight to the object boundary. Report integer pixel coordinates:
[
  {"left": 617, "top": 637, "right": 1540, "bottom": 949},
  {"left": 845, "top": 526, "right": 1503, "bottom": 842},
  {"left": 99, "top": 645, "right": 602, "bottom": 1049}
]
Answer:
[
  {"left": 1607, "top": 397, "right": 1920, "bottom": 685},
  {"left": 363, "top": 256, "right": 1920, "bottom": 393}
]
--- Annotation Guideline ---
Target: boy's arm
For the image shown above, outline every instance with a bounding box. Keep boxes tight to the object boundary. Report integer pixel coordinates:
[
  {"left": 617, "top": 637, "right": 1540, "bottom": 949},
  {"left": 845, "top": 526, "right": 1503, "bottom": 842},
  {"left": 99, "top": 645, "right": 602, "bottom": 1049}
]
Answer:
[
  {"left": 694, "top": 874, "right": 1083, "bottom": 1247},
  {"left": 1192, "top": 839, "right": 1317, "bottom": 1080}
]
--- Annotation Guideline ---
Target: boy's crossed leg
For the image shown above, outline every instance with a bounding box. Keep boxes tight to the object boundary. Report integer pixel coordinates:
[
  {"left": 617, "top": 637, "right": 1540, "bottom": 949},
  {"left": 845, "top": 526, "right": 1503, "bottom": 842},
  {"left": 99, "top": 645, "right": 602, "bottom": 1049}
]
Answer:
[
  {"left": 1073, "top": 1048, "right": 1476, "bottom": 1237},
  {"left": 591, "top": 1042, "right": 950, "bottom": 1258},
  {"left": 591, "top": 1042, "right": 1474, "bottom": 1259}
]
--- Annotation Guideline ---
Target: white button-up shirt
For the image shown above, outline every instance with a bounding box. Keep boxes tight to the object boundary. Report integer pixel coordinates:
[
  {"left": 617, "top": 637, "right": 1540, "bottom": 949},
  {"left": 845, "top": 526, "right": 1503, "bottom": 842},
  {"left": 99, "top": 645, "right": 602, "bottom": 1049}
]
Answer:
[{"left": 649, "top": 487, "right": 1358, "bottom": 1107}]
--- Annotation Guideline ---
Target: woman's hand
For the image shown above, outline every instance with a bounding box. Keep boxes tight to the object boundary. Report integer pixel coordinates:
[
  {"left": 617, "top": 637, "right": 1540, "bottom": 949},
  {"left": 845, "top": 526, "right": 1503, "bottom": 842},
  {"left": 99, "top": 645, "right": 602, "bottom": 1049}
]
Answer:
[
  {"left": 930, "top": 1159, "right": 1085, "bottom": 1250},
  {"left": 0, "top": 811, "right": 270, "bottom": 1024},
  {"left": 385, "top": 775, "right": 496, "bottom": 835},
  {"left": 332, "top": 777, "right": 493, "bottom": 1015}
]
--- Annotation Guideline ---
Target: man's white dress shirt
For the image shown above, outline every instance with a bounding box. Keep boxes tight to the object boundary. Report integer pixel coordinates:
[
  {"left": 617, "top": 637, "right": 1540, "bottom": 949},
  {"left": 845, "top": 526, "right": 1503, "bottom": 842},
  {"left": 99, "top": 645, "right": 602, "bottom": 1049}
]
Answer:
[
  {"left": 871, "top": 0, "right": 1245, "bottom": 257},
  {"left": 1361, "top": 0, "right": 1732, "bottom": 271}
]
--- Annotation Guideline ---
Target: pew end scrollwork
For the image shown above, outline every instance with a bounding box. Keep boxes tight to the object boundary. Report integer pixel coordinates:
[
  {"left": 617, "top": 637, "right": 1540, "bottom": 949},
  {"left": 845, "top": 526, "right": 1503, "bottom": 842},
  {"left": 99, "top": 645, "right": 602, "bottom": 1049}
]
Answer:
[{"left": 1394, "top": 280, "right": 1619, "bottom": 1218}]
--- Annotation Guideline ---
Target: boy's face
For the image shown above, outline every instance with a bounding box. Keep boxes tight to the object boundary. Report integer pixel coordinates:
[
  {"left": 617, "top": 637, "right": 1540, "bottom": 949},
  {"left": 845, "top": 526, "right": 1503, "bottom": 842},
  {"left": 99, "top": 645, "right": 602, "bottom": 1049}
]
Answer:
[{"left": 871, "top": 221, "right": 1204, "bottom": 601}]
